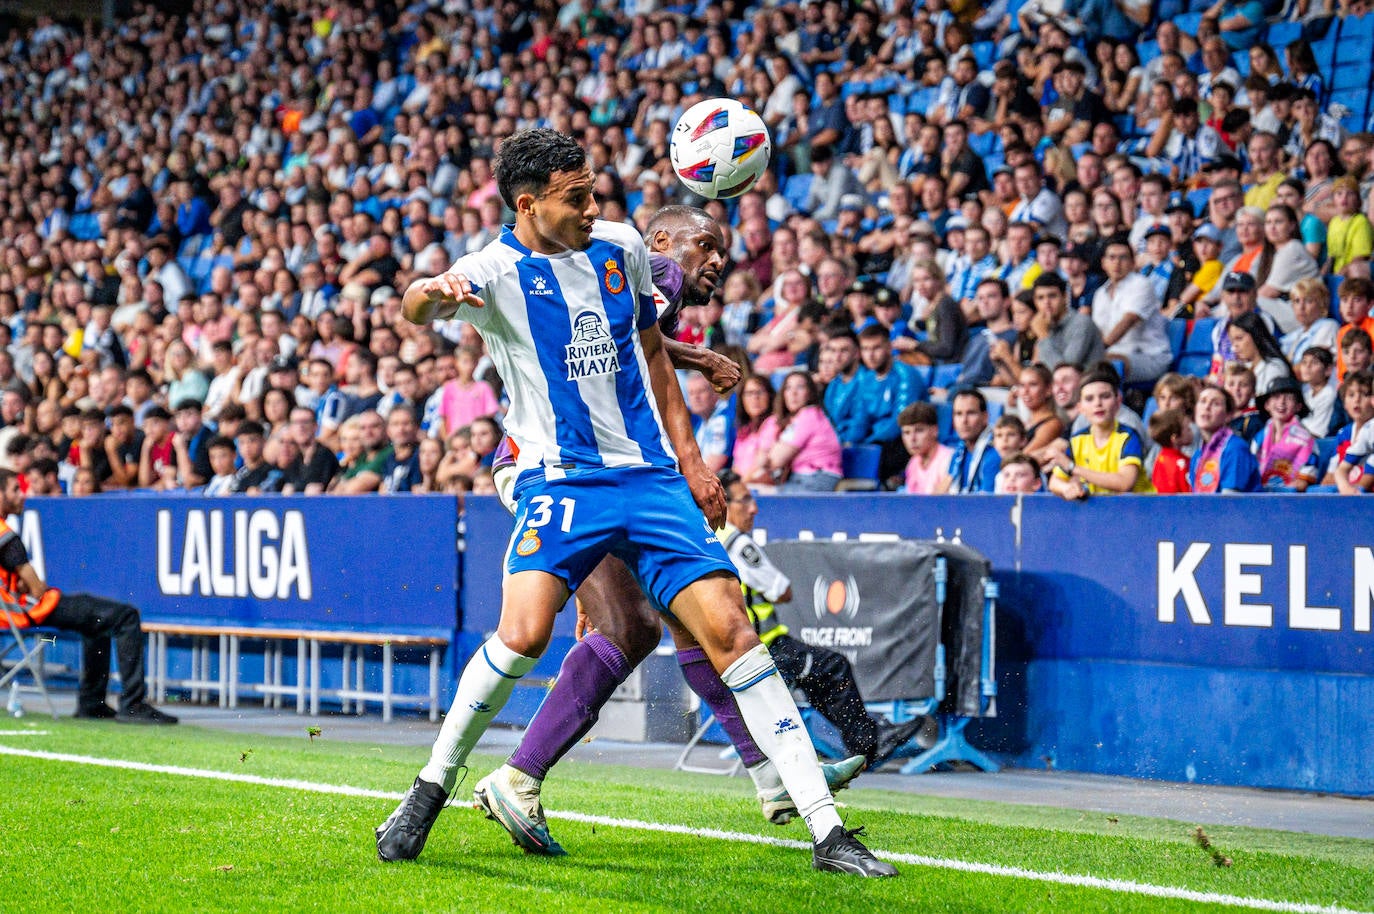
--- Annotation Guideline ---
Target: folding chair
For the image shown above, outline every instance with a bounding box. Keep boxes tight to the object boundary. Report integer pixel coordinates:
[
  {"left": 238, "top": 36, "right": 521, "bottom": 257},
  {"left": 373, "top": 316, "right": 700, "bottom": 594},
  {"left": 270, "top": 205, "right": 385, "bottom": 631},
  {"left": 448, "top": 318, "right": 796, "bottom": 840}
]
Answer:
[{"left": 0, "top": 591, "right": 60, "bottom": 719}]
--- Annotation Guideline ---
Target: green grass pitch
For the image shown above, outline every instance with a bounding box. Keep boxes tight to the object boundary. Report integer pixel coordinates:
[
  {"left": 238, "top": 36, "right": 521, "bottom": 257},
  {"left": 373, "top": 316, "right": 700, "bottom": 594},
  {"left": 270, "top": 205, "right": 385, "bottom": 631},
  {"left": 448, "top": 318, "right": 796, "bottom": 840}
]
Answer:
[{"left": 1, "top": 719, "right": 1370, "bottom": 913}]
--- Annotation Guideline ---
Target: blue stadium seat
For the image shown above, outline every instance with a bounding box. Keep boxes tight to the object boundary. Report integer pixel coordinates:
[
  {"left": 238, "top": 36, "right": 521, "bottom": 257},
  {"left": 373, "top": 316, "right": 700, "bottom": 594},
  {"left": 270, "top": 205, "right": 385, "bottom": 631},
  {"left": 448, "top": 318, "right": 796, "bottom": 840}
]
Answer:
[
  {"left": 1315, "top": 436, "right": 1339, "bottom": 475},
  {"left": 1175, "top": 12, "right": 1203, "bottom": 36},
  {"left": 967, "top": 131, "right": 1001, "bottom": 160},
  {"left": 1167, "top": 319, "right": 1189, "bottom": 365},
  {"left": 987, "top": 400, "right": 1004, "bottom": 422},
  {"left": 1235, "top": 55, "right": 1251, "bottom": 78},
  {"left": 1327, "top": 274, "right": 1345, "bottom": 320},
  {"left": 1186, "top": 0, "right": 1211, "bottom": 12},
  {"left": 1176, "top": 353, "right": 1212, "bottom": 378},
  {"left": 932, "top": 363, "right": 963, "bottom": 390},
  {"left": 904, "top": 86, "right": 936, "bottom": 116},
  {"left": 1187, "top": 188, "right": 1212, "bottom": 218},
  {"left": 913, "top": 364, "right": 934, "bottom": 389},
  {"left": 1338, "top": 11, "right": 1374, "bottom": 44},
  {"left": 1331, "top": 64, "right": 1372, "bottom": 94},
  {"left": 1138, "top": 40, "right": 1160, "bottom": 66},
  {"left": 1311, "top": 38, "right": 1338, "bottom": 73},
  {"left": 1335, "top": 39, "right": 1374, "bottom": 68},
  {"left": 841, "top": 445, "right": 882, "bottom": 482},
  {"left": 1267, "top": 21, "right": 1301, "bottom": 50},
  {"left": 1184, "top": 317, "right": 1218, "bottom": 355},
  {"left": 782, "top": 173, "right": 814, "bottom": 213},
  {"left": 1142, "top": 396, "right": 1159, "bottom": 425},
  {"left": 972, "top": 41, "right": 995, "bottom": 71},
  {"left": 936, "top": 401, "right": 957, "bottom": 445}
]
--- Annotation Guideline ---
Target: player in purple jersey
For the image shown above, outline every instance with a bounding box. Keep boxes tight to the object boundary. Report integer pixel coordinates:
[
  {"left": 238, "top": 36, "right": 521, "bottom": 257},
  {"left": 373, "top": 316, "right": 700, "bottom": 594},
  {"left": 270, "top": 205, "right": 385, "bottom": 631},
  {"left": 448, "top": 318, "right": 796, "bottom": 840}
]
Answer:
[
  {"left": 377, "top": 129, "right": 895, "bottom": 877},
  {"left": 472, "top": 209, "right": 868, "bottom": 859}
]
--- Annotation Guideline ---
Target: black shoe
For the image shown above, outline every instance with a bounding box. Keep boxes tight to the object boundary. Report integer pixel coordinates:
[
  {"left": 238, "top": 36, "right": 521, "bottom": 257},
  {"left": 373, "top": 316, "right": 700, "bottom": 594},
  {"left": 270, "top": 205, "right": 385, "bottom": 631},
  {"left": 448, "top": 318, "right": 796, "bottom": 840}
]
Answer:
[
  {"left": 812, "top": 825, "right": 898, "bottom": 877},
  {"left": 867, "top": 717, "right": 928, "bottom": 770},
  {"left": 74, "top": 703, "right": 117, "bottom": 720},
  {"left": 116, "top": 702, "right": 178, "bottom": 725},
  {"left": 376, "top": 777, "right": 449, "bottom": 862}
]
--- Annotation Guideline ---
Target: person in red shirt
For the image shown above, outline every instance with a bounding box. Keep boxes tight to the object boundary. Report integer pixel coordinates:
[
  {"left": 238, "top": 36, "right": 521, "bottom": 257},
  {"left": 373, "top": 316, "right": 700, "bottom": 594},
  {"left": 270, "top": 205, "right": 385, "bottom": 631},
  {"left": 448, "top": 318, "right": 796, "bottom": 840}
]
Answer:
[{"left": 1148, "top": 408, "right": 1194, "bottom": 493}]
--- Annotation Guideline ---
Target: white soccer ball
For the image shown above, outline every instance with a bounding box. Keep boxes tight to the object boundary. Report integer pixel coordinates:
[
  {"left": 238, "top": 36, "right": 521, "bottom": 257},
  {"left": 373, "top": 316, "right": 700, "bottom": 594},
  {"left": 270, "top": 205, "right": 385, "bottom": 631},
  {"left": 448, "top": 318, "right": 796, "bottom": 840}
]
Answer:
[{"left": 669, "top": 98, "right": 772, "bottom": 200}]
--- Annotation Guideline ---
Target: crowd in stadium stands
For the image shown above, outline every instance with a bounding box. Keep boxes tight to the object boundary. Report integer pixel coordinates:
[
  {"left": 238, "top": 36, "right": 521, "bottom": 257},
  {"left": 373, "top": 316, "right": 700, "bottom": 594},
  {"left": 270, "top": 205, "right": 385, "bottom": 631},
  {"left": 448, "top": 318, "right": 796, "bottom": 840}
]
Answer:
[{"left": 4, "top": 0, "right": 1374, "bottom": 502}]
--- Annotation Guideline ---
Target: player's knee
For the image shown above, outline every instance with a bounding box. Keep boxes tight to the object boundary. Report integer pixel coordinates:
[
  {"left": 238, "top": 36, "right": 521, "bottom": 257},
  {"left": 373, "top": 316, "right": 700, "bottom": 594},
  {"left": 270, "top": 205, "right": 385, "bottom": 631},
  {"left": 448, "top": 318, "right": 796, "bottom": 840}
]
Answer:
[{"left": 495, "top": 619, "right": 552, "bottom": 657}]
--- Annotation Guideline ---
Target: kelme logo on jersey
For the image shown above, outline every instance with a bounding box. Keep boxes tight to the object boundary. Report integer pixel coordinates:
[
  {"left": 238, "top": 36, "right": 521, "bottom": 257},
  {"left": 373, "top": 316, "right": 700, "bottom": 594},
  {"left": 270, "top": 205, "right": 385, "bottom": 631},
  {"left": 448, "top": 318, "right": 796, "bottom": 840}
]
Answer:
[
  {"left": 515, "top": 530, "right": 541, "bottom": 556},
  {"left": 528, "top": 274, "right": 554, "bottom": 296},
  {"left": 565, "top": 311, "right": 621, "bottom": 380},
  {"left": 603, "top": 258, "right": 626, "bottom": 294}
]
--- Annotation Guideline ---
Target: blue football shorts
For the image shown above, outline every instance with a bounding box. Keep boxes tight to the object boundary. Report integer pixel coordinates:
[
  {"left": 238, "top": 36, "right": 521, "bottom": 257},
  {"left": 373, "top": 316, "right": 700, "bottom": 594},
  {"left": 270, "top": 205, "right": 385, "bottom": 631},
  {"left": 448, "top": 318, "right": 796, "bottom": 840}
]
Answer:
[{"left": 504, "top": 464, "right": 735, "bottom": 612}]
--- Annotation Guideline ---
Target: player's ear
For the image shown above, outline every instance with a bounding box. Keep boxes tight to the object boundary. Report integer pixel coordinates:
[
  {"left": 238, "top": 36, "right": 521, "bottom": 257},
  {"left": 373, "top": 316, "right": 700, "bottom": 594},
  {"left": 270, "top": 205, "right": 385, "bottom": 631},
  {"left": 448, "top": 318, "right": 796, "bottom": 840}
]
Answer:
[
  {"left": 514, "top": 190, "right": 538, "bottom": 216},
  {"left": 650, "top": 228, "right": 669, "bottom": 251}
]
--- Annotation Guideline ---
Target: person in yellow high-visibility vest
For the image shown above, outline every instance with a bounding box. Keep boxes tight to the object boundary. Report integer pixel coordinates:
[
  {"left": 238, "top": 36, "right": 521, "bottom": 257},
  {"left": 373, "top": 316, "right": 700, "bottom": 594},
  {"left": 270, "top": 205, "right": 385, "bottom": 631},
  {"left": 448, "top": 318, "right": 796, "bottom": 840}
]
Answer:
[{"left": 717, "top": 470, "right": 925, "bottom": 769}]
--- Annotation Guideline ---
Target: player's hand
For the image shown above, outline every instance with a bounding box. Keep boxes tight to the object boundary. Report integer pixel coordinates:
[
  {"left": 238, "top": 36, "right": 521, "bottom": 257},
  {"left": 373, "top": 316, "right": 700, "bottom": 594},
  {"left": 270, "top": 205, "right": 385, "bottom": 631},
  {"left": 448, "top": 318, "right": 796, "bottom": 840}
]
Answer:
[
  {"left": 575, "top": 603, "right": 591, "bottom": 641},
  {"left": 419, "top": 272, "right": 484, "bottom": 310},
  {"left": 686, "top": 461, "right": 727, "bottom": 529},
  {"left": 700, "top": 350, "right": 742, "bottom": 394}
]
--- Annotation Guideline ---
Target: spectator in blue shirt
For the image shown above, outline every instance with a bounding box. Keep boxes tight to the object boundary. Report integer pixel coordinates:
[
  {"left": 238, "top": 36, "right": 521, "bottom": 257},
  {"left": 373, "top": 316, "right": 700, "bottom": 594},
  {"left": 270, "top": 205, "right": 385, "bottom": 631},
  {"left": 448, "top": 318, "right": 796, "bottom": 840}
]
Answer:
[
  {"left": 855, "top": 323, "right": 929, "bottom": 479},
  {"left": 1205, "top": 0, "right": 1264, "bottom": 53},
  {"left": 1189, "top": 384, "right": 1262, "bottom": 492},
  {"left": 687, "top": 372, "right": 736, "bottom": 472},
  {"left": 946, "top": 389, "right": 1002, "bottom": 493},
  {"left": 822, "top": 330, "right": 867, "bottom": 446}
]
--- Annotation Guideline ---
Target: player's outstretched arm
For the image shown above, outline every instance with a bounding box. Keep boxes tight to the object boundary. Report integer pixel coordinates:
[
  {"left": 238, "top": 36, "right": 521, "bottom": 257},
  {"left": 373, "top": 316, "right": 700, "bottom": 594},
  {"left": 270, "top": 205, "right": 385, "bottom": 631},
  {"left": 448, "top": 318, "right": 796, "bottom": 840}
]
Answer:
[
  {"left": 402, "top": 272, "right": 483, "bottom": 325},
  {"left": 643, "top": 323, "right": 727, "bottom": 528},
  {"left": 664, "top": 338, "right": 741, "bottom": 394}
]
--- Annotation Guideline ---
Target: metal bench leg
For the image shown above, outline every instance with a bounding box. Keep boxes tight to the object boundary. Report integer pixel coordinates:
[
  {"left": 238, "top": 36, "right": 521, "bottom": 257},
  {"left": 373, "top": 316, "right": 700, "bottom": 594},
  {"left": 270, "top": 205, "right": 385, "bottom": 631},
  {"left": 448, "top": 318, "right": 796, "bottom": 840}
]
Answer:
[
  {"left": 228, "top": 634, "right": 239, "bottom": 710},
  {"left": 382, "top": 644, "right": 393, "bottom": 724},
  {"left": 355, "top": 649, "right": 365, "bottom": 716},
  {"left": 295, "top": 638, "right": 306, "bottom": 714},
  {"left": 310, "top": 640, "right": 320, "bottom": 716},
  {"left": 429, "top": 648, "right": 440, "bottom": 723}
]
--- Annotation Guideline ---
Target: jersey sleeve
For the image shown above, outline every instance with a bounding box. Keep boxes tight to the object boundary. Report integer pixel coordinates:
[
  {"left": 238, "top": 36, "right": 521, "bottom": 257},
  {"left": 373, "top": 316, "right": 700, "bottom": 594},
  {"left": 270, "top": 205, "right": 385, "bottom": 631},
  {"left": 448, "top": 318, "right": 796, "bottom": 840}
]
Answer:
[
  {"left": 726, "top": 532, "right": 791, "bottom": 602},
  {"left": 1119, "top": 427, "right": 1144, "bottom": 467},
  {"left": 0, "top": 528, "right": 28, "bottom": 575}
]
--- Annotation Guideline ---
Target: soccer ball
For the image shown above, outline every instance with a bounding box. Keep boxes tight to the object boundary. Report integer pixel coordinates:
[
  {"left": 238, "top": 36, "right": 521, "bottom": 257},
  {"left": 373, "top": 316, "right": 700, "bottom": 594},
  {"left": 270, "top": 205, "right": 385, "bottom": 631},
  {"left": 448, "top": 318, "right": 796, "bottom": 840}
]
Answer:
[{"left": 669, "top": 98, "right": 772, "bottom": 200}]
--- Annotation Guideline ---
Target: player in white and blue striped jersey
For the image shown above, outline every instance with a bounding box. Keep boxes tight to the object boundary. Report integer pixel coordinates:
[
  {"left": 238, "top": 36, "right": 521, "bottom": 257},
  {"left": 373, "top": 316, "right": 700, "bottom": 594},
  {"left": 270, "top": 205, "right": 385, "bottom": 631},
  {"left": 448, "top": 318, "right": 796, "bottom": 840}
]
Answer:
[{"left": 378, "top": 128, "right": 893, "bottom": 877}]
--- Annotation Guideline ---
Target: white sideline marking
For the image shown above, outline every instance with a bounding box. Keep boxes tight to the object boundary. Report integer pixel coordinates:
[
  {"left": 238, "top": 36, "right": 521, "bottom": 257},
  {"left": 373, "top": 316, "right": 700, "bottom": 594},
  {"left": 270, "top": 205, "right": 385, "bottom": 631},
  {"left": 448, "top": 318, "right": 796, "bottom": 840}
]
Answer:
[
  {"left": 0, "top": 744, "right": 1366, "bottom": 914},
  {"left": 0, "top": 730, "right": 48, "bottom": 736}
]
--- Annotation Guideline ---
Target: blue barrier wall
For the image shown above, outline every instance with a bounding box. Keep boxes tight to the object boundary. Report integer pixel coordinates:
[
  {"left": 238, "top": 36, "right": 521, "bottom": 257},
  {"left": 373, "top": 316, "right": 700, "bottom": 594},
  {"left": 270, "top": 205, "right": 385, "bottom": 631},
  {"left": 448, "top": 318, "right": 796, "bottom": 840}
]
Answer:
[
  {"left": 26, "top": 492, "right": 1369, "bottom": 795},
  {"left": 21, "top": 495, "right": 461, "bottom": 700},
  {"left": 463, "top": 493, "right": 1374, "bottom": 796}
]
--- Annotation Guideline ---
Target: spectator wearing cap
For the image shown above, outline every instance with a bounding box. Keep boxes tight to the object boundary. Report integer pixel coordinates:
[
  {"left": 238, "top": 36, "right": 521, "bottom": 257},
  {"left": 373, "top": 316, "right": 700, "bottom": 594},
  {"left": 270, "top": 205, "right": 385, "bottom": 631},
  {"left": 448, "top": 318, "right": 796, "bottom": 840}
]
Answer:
[
  {"left": 1030, "top": 273, "right": 1106, "bottom": 371},
  {"left": 1061, "top": 242, "right": 1104, "bottom": 313},
  {"left": 803, "top": 145, "right": 865, "bottom": 223},
  {"left": 1093, "top": 235, "right": 1174, "bottom": 385},
  {"left": 1208, "top": 270, "right": 1280, "bottom": 375},
  {"left": 1009, "top": 162, "right": 1068, "bottom": 242},
  {"left": 1138, "top": 223, "right": 1178, "bottom": 304},
  {"left": 1172, "top": 223, "right": 1226, "bottom": 318}
]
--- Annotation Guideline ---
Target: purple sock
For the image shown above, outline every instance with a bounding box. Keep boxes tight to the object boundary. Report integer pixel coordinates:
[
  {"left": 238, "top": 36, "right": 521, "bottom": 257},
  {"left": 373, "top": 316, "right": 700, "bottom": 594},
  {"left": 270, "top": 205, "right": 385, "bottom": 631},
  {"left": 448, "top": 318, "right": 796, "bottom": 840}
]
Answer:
[
  {"left": 677, "top": 646, "right": 766, "bottom": 767},
  {"left": 508, "top": 632, "right": 631, "bottom": 779}
]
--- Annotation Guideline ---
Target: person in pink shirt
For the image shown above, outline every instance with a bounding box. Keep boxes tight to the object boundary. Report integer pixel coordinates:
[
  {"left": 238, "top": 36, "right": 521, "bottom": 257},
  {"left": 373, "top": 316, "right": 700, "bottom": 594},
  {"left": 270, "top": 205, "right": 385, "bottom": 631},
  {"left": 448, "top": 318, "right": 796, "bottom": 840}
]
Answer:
[
  {"left": 750, "top": 371, "right": 842, "bottom": 492},
  {"left": 1253, "top": 375, "right": 1319, "bottom": 491},
  {"left": 731, "top": 374, "right": 775, "bottom": 481},
  {"left": 434, "top": 345, "right": 501, "bottom": 439},
  {"left": 899, "top": 402, "right": 953, "bottom": 494}
]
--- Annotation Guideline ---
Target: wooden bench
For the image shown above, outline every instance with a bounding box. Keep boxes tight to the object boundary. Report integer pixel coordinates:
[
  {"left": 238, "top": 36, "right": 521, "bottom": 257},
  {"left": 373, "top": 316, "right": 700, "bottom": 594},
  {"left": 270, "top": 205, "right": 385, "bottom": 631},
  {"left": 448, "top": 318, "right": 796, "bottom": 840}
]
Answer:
[{"left": 142, "top": 623, "right": 448, "bottom": 722}]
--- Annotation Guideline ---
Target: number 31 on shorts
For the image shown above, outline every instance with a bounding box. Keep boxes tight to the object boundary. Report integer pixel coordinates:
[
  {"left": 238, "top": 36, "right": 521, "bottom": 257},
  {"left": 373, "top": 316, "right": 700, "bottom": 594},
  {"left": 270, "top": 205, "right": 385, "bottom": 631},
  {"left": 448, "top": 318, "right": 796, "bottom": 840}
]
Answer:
[{"left": 524, "top": 495, "right": 576, "bottom": 533}]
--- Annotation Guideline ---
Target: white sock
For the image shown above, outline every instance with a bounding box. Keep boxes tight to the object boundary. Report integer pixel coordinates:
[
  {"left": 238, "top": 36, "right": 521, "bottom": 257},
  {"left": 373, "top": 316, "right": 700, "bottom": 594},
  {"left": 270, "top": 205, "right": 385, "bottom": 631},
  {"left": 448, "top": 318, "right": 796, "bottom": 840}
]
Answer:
[
  {"left": 746, "top": 759, "right": 783, "bottom": 797},
  {"left": 721, "top": 644, "right": 842, "bottom": 842},
  {"left": 419, "top": 636, "right": 539, "bottom": 793}
]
